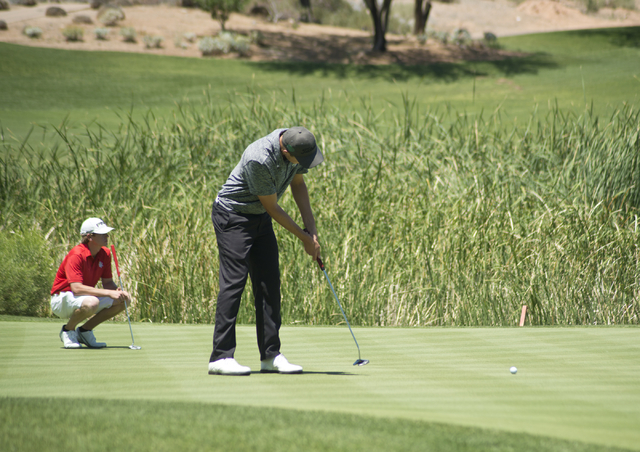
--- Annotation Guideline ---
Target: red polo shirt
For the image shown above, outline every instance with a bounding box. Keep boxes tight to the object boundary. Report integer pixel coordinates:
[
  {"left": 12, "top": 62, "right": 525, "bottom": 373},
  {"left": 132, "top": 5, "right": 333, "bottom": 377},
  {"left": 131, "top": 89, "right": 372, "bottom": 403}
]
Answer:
[{"left": 51, "top": 243, "right": 113, "bottom": 295}]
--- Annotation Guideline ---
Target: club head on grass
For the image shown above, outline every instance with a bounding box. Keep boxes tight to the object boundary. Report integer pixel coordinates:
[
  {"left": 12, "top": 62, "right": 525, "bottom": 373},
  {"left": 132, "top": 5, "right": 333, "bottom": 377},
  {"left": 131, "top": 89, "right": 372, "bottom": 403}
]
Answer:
[
  {"left": 354, "top": 359, "right": 369, "bottom": 366},
  {"left": 129, "top": 345, "right": 142, "bottom": 350}
]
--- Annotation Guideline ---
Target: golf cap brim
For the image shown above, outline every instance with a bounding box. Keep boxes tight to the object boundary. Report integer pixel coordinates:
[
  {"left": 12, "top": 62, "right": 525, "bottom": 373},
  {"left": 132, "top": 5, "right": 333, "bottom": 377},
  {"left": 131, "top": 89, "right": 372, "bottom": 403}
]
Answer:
[
  {"left": 282, "top": 127, "right": 324, "bottom": 169},
  {"left": 80, "top": 218, "right": 115, "bottom": 235}
]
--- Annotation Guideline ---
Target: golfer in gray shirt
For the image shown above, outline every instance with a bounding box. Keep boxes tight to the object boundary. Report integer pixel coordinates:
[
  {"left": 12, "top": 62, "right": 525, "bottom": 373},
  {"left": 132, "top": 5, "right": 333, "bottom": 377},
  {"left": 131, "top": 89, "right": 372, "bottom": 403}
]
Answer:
[{"left": 208, "top": 127, "right": 323, "bottom": 376}]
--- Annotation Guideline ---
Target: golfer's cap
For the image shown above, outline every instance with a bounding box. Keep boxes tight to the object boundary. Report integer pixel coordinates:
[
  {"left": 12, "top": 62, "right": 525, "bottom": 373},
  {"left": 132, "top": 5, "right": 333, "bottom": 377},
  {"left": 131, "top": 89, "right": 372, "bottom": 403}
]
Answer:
[
  {"left": 282, "top": 127, "right": 324, "bottom": 169},
  {"left": 80, "top": 218, "right": 114, "bottom": 235}
]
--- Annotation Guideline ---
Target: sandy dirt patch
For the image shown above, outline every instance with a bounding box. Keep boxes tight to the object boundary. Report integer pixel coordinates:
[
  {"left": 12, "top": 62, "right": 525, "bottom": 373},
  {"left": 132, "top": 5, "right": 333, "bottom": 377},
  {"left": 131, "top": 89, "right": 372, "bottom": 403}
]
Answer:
[
  {"left": 424, "top": 0, "right": 640, "bottom": 38},
  {"left": 0, "top": 0, "right": 639, "bottom": 64}
]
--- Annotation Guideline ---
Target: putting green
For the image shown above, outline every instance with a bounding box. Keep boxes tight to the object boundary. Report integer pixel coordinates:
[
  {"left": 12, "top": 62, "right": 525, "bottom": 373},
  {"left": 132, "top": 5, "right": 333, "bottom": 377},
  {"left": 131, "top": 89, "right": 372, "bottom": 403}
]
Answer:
[{"left": 1, "top": 321, "right": 638, "bottom": 450}]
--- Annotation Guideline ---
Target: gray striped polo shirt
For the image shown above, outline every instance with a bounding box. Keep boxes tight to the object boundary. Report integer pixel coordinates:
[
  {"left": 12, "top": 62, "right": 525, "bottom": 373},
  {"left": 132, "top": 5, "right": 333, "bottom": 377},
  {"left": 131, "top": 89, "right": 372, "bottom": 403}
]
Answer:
[{"left": 216, "top": 129, "right": 309, "bottom": 215}]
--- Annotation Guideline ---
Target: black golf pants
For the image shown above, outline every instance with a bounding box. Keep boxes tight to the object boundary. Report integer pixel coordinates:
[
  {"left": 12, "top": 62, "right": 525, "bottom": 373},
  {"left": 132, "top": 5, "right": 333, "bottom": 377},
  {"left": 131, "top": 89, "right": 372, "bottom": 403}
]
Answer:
[{"left": 209, "top": 201, "right": 281, "bottom": 363}]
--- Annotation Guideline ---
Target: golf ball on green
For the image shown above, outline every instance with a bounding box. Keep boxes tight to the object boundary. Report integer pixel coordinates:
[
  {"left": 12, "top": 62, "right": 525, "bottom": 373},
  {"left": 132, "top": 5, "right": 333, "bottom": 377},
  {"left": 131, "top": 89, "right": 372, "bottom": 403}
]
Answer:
[{"left": 510, "top": 366, "right": 518, "bottom": 374}]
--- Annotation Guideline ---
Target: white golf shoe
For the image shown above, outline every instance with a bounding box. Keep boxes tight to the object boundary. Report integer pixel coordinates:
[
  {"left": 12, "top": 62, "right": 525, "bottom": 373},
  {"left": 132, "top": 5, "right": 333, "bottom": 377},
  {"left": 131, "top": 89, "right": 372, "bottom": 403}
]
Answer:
[
  {"left": 208, "top": 358, "right": 251, "bottom": 376},
  {"left": 59, "top": 326, "right": 82, "bottom": 349},
  {"left": 260, "top": 354, "right": 303, "bottom": 374},
  {"left": 76, "top": 328, "right": 107, "bottom": 349}
]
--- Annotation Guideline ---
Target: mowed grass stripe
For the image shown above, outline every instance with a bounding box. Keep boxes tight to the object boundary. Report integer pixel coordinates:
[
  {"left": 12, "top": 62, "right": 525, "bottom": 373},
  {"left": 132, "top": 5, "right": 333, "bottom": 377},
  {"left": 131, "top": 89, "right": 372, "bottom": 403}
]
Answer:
[
  {"left": 1, "top": 396, "right": 631, "bottom": 452},
  {"left": 1, "top": 321, "right": 639, "bottom": 450}
]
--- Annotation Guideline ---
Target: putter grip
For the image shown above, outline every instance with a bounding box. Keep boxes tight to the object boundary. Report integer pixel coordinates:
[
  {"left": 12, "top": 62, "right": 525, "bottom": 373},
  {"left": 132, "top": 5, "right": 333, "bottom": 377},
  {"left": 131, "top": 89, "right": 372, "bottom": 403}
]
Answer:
[
  {"left": 110, "top": 245, "right": 121, "bottom": 278},
  {"left": 303, "top": 228, "right": 324, "bottom": 270}
]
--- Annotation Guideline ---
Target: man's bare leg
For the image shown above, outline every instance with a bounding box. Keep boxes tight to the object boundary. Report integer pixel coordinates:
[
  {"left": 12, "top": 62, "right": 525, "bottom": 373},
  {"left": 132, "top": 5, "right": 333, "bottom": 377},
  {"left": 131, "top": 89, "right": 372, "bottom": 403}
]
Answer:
[{"left": 81, "top": 301, "right": 126, "bottom": 330}]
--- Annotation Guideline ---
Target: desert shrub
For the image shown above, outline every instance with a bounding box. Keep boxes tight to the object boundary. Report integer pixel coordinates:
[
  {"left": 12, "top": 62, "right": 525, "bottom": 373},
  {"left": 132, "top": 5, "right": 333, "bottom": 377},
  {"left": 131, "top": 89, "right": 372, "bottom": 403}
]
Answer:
[
  {"left": 62, "top": 26, "right": 84, "bottom": 42},
  {"left": 0, "top": 230, "right": 55, "bottom": 317},
  {"left": 483, "top": 32, "right": 500, "bottom": 49},
  {"left": 174, "top": 32, "right": 197, "bottom": 48},
  {"left": 94, "top": 27, "right": 110, "bottom": 40},
  {"left": 389, "top": 13, "right": 413, "bottom": 35},
  {"left": 483, "top": 31, "right": 497, "bottom": 42},
  {"left": 198, "top": 35, "right": 229, "bottom": 55},
  {"left": 143, "top": 35, "right": 164, "bottom": 48},
  {"left": 582, "top": 0, "right": 636, "bottom": 12},
  {"left": 428, "top": 29, "right": 449, "bottom": 44},
  {"left": 452, "top": 28, "right": 471, "bottom": 45},
  {"left": 311, "top": 0, "right": 370, "bottom": 30},
  {"left": 247, "top": 0, "right": 370, "bottom": 29},
  {"left": 22, "top": 26, "right": 42, "bottom": 39},
  {"left": 174, "top": 35, "right": 188, "bottom": 48},
  {"left": 120, "top": 27, "right": 136, "bottom": 42},
  {"left": 0, "top": 0, "right": 9, "bottom": 11},
  {"left": 249, "top": 29, "right": 265, "bottom": 46},
  {"left": 198, "top": 32, "right": 249, "bottom": 56},
  {"left": 98, "top": 7, "right": 125, "bottom": 26},
  {"left": 232, "top": 33, "right": 250, "bottom": 55}
]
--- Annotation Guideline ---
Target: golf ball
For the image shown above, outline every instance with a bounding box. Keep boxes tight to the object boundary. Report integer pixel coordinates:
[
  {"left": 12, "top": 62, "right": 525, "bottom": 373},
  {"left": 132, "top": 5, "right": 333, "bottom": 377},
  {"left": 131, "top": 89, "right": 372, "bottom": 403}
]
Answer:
[{"left": 510, "top": 366, "right": 518, "bottom": 374}]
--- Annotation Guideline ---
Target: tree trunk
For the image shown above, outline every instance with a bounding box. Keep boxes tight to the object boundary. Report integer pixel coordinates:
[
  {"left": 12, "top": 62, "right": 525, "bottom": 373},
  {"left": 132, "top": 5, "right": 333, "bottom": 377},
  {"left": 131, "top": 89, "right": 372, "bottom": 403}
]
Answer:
[
  {"left": 364, "top": 0, "right": 393, "bottom": 52},
  {"left": 299, "top": 0, "right": 314, "bottom": 22},
  {"left": 413, "top": 0, "right": 431, "bottom": 36}
]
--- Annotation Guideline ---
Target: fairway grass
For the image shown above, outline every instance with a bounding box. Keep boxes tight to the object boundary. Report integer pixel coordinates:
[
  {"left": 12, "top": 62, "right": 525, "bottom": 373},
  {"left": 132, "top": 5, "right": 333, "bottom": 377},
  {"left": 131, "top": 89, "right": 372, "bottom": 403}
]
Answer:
[
  {"left": 2, "top": 27, "right": 640, "bottom": 146},
  {"left": 1, "top": 398, "right": 630, "bottom": 452},
  {"left": 1, "top": 320, "right": 638, "bottom": 451}
]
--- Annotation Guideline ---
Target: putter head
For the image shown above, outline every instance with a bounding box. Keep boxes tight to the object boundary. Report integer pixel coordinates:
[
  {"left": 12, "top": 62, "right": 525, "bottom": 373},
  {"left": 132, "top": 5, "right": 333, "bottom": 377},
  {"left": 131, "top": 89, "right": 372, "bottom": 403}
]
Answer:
[
  {"left": 353, "top": 359, "right": 369, "bottom": 366},
  {"left": 129, "top": 345, "right": 141, "bottom": 350}
]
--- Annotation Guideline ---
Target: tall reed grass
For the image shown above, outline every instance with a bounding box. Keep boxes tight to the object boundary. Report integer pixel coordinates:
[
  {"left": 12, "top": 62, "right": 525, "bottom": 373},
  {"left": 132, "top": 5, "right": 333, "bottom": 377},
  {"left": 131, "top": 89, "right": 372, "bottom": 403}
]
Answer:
[{"left": 1, "top": 92, "right": 638, "bottom": 326}]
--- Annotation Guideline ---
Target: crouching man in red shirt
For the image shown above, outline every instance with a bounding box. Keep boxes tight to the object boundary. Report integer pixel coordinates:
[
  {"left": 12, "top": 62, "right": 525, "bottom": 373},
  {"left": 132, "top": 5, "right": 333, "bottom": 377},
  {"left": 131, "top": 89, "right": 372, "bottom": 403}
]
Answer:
[{"left": 50, "top": 218, "right": 131, "bottom": 349}]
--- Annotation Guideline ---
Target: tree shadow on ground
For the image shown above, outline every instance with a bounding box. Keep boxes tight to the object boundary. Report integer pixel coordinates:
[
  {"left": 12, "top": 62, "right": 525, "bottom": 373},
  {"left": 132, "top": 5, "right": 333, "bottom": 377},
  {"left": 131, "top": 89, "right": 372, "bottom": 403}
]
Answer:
[
  {"left": 571, "top": 26, "right": 640, "bottom": 48},
  {"left": 249, "top": 50, "right": 559, "bottom": 83},
  {"left": 236, "top": 29, "right": 559, "bottom": 82}
]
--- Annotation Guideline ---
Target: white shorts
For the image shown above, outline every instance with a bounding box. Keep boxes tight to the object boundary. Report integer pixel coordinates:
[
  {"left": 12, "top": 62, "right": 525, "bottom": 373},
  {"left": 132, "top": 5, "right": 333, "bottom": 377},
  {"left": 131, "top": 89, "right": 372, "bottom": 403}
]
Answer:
[{"left": 50, "top": 292, "right": 114, "bottom": 319}]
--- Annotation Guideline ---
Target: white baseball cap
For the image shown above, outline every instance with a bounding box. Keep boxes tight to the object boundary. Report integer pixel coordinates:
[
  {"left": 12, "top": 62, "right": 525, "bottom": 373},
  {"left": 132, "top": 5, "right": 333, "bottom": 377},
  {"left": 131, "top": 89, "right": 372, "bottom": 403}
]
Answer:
[{"left": 80, "top": 218, "right": 114, "bottom": 235}]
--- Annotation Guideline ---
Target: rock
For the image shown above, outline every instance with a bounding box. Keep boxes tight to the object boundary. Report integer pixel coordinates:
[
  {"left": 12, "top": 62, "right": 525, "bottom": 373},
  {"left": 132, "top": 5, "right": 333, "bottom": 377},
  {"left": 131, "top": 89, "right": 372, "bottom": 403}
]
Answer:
[
  {"left": 72, "top": 14, "right": 94, "bottom": 24},
  {"left": 45, "top": 6, "right": 67, "bottom": 17},
  {"left": 0, "top": 0, "right": 9, "bottom": 11},
  {"left": 96, "top": 0, "right": 132, "bottom": 6},
  {"left": 89, "top": 0, "right": 131, "bottom": 9},
  {"left": 17, "top": 0, "right": 37, "bottom": 6},
  {"left": 180, "top": 0, "right": 198, "bottom": 7},
  {"left": 0, "top": 20, "right": 7, "bottom": 31}
]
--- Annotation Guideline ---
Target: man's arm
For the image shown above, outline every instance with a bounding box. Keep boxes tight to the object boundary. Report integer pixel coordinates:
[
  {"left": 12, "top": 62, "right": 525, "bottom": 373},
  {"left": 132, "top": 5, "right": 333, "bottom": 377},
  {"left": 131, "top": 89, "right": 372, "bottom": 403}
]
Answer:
[
  {"left": 70, "top": 280, "right": 129, "bottom": 303},
  {"left": 258, "top": 176, "right": 320, "bottom": 259},
  {"left": 290, "top": 174, "right": 318, "bottom": 237}
]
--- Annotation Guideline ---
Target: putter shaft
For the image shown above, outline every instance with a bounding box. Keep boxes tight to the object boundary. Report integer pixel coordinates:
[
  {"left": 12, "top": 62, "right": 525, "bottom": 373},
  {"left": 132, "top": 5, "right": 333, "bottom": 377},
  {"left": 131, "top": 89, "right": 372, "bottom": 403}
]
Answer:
[
  {"left": 316, "top": 257, "right": 368, "bottom": 366},
  {"left": 110, "top": 245, "right": 140, "bottom": 349}
]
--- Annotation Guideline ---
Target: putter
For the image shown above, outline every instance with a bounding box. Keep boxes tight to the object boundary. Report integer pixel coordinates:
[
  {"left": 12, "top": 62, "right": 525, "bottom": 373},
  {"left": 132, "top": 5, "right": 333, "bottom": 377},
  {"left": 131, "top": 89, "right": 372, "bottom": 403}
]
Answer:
[
  {"left": 110, "top": 245, "right": 141, "bottom": 350},
  {"left": 315, "top": 256, "right": 369, "bottom": 366}
]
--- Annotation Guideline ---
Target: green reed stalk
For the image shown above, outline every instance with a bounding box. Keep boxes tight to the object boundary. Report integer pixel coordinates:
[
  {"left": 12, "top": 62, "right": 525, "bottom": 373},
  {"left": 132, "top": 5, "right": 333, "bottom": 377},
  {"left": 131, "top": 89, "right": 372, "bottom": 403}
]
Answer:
[{"left": 1, "top": 93, "right": 638, "bottom": 326}]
